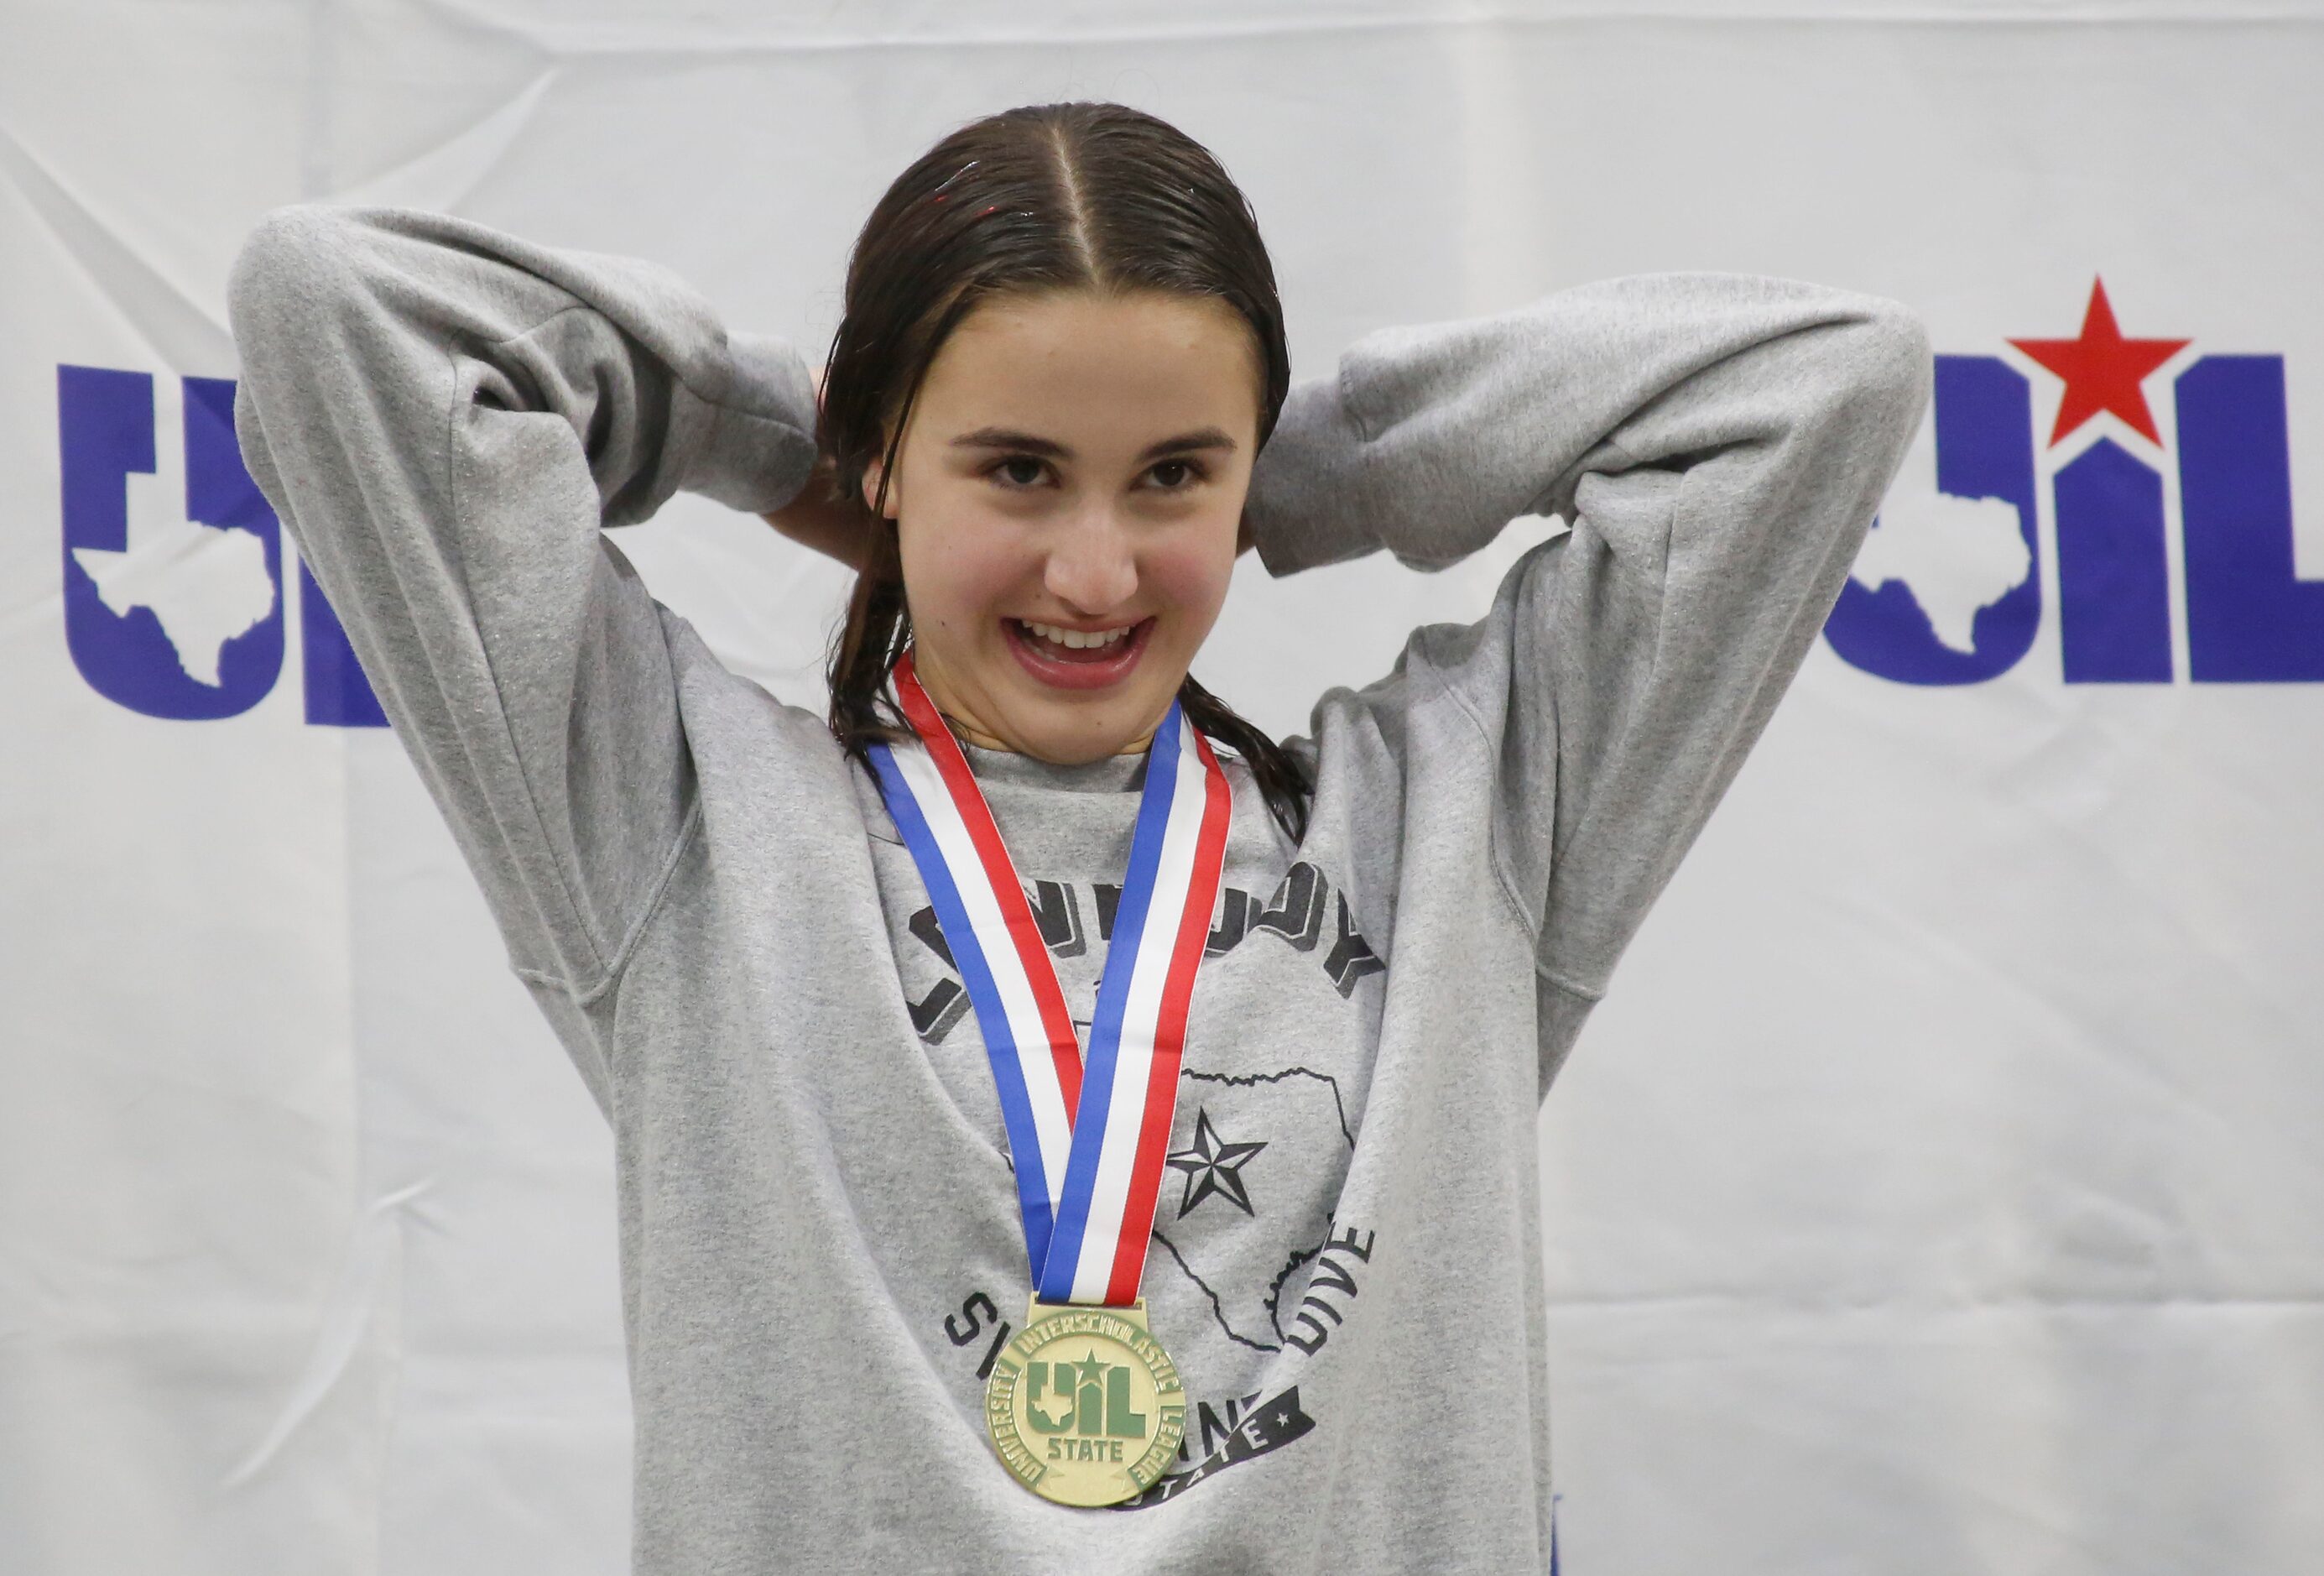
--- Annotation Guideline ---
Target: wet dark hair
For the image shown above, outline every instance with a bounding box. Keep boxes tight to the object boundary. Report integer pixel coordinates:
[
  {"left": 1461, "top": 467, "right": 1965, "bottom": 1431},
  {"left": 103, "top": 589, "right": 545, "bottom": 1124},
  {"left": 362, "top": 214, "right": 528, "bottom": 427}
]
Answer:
[{"left": 815, "top": 100, "right": 1313, "bottom": 843}]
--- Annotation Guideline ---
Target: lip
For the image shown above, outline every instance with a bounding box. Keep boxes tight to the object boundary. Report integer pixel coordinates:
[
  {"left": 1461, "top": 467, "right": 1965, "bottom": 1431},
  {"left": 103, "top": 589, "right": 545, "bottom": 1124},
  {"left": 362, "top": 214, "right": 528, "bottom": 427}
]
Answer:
[{"left": 1003, "top": 616, "right": 1154, "bottom": 691}]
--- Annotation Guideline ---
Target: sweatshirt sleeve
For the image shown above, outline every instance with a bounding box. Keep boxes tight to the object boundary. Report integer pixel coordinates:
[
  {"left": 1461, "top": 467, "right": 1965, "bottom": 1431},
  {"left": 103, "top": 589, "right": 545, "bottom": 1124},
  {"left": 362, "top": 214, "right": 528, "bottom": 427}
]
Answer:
[
  {"left": 227, "top": 204, "right": 821, "bottom": 999},
  {"left": 1241, "top": 273, "right": 1931, "bottom": 1078}
]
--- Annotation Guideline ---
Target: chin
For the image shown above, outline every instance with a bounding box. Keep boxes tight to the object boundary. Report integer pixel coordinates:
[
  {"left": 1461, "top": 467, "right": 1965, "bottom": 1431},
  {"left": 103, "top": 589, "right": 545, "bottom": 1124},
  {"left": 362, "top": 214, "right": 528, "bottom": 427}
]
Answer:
[
  {"left": 1007, "top": 698, "right": 1164, "bottom": 764},
  {"left": 1019, "top": 729, "right": 1139, "bottom": 766}
]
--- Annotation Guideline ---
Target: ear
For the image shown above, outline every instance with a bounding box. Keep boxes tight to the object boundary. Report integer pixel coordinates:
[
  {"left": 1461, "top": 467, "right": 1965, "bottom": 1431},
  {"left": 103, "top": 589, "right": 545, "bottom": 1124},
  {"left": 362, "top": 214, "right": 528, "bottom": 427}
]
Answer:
[{"left": 860, "top": 454, "right": 899, "bottom": 519}]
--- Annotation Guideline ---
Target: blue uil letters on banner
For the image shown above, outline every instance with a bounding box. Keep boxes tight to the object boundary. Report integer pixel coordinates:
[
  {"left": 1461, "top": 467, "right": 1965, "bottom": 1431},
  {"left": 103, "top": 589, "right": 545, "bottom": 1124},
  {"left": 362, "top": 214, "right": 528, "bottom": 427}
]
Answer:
[
  {"left": 1822, "top": 282, "right": 2324, "bottom": 686},
  {"left": 58, "top": 364, "right": 387, "bottom": 726}
]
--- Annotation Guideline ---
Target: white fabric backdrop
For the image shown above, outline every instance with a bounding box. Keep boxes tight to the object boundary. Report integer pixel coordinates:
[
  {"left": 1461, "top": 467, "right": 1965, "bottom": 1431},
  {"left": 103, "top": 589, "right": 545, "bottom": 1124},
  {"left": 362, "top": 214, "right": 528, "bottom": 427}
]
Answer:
[{"left": 5, "top": 3, "right": 2321, "bottom": 1571}]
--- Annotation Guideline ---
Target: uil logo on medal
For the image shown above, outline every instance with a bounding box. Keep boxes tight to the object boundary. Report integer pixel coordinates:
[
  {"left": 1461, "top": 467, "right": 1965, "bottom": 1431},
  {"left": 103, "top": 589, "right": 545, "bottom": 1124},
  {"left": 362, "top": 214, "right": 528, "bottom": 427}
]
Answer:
[{"left": 985, "top": 1299, "right": 1186, "bottom": 1506}]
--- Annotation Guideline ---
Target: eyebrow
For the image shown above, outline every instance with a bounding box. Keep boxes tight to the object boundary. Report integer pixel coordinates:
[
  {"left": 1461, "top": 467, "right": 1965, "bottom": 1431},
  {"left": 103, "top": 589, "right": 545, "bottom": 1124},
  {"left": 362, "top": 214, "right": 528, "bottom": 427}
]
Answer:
[{"left": 946, "top": 425, "right": 1240, "bottom": 463}]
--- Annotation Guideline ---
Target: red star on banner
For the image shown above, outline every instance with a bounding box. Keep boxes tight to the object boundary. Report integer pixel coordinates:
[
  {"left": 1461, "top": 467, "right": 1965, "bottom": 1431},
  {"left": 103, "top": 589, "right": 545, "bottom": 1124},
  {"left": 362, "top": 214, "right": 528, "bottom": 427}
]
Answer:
[{"left": 2007, "top": 278, "right": 2190, "bottom": 448}]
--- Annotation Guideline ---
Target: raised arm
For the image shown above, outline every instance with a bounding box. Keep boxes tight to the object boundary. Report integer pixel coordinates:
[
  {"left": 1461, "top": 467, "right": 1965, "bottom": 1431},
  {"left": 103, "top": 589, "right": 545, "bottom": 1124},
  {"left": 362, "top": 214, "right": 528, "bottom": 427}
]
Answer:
[
  {"left": 227, "top": 205, "right": 820, "bottom": 1022},
  {"left": 1242, "top": 273, "right": 1931, "bottom": 1085}
]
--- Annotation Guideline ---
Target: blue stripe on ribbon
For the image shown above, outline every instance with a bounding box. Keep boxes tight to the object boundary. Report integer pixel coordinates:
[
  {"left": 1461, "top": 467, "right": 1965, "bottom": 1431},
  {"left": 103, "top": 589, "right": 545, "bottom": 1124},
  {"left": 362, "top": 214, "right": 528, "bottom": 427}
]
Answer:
[
  {"left": 870, "top": 742, "right": 1058, "bottom": 1276},
  {"left": 1036, "top": 701, "right": 1185, "bottom": 1302}
]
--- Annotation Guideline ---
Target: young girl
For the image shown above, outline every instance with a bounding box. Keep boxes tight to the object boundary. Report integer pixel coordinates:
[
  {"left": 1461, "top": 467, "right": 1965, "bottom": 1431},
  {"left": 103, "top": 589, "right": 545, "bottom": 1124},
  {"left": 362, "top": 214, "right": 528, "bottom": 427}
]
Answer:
[{"left": 227, "top": 101, "right": 1927, "bottom": 1572}]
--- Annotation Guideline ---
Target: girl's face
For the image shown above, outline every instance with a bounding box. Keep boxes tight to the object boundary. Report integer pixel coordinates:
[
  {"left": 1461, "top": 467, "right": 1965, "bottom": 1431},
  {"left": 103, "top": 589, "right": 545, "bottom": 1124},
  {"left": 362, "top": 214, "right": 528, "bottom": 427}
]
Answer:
[{"left": 864, "top": 288, "right": 1264, "bottom": 765}]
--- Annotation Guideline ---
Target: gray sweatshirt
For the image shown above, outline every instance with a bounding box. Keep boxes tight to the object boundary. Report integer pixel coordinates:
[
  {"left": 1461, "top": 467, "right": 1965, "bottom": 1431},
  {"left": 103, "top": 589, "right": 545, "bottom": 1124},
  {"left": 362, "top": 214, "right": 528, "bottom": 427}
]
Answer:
[{"left": 225, "top": 204, "right": 1930, "bottom": 1574}]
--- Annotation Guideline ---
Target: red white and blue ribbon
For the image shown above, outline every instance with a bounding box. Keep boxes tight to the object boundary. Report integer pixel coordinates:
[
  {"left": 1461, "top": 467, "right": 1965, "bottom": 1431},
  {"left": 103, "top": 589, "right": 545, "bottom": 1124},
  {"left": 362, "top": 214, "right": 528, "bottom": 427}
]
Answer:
[{"left": 869, "top": 651, "right": 1231, "bottom": 1306}]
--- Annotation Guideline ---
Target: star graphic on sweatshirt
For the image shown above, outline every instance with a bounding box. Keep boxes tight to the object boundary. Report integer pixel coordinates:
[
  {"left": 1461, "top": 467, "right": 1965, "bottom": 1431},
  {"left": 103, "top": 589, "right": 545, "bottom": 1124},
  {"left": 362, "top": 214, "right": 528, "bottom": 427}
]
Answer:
[
  {"left": 1166, "top": 1108, "right": 1266, "bottom": 1219},
  {"left": 2006, "top": 276, "right": 2191, "bottom": 448}
]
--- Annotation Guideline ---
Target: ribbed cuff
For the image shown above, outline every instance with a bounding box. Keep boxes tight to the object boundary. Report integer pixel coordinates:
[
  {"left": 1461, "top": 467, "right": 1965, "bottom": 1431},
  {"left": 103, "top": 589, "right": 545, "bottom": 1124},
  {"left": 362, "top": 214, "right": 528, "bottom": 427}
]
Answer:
[
  {"left": 1247, "top": 366, "right": 1382, "bottom": 578},
  {"left": 686, "top": 330, "right": 821, "bottom": 514}
]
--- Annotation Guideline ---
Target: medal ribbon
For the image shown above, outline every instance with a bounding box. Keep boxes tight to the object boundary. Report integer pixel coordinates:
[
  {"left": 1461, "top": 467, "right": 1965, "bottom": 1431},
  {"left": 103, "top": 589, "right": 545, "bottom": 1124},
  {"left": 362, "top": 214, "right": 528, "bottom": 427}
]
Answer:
[{"left": 869, "top": 651, "right": 1231, "bottom": 1306}]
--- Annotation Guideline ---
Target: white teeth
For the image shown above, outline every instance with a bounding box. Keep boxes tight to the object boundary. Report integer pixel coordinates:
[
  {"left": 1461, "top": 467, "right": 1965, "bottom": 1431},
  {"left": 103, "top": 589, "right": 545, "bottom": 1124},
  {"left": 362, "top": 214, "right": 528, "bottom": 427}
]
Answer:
[{"left": 1019, "top": 620, "right": 1133, "bottom": 651}]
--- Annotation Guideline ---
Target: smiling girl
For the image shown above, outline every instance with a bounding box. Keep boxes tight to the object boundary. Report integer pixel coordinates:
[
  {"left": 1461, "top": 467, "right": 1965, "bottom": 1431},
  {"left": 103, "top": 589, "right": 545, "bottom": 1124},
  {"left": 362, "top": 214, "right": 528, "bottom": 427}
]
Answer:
[{"left": 227, "top": 101, "right": 1928, "bottom": 1573}]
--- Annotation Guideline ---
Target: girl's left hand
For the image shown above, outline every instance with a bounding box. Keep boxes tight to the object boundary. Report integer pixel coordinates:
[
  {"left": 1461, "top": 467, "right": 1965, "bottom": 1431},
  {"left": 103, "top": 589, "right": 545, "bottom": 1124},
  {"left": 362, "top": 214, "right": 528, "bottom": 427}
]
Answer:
[
  {"left": 760, "top": 367, "right": 876, "bottom": 570},
  {"left": 762, "top": 451, "right": 874, "bottom": 571}
]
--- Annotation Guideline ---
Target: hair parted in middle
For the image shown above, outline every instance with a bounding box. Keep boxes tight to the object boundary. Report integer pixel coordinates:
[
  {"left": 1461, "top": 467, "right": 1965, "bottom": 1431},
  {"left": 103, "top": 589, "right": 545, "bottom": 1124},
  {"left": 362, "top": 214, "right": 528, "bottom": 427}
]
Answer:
[{"left": 815, "top": 99, "right": 1313, "bottom": 843}]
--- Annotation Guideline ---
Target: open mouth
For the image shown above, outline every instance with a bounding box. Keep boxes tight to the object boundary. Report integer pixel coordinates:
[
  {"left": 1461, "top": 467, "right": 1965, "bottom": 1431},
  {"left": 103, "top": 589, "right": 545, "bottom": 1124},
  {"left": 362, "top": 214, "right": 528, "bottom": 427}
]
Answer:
[{"left": 1003, "top": 616, "right": 1154, "bottom": 690}]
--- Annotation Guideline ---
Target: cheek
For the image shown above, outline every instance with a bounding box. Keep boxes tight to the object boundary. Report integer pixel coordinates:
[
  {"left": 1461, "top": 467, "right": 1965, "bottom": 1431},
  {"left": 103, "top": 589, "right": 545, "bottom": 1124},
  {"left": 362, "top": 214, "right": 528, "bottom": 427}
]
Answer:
[
  {"left": 899, "top": 516, "right": 1036, "bottom": 632},
  {"left": 1143, "top": 535, "right": 1237, "bottom": 629}
]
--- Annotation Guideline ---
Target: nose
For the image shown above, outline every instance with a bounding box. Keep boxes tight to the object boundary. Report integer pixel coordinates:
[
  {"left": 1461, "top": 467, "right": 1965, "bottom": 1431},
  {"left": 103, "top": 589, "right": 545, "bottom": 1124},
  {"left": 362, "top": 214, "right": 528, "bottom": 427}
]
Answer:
[{"left": 1041, "top": 509, "right": 1139, "bottom": 615}]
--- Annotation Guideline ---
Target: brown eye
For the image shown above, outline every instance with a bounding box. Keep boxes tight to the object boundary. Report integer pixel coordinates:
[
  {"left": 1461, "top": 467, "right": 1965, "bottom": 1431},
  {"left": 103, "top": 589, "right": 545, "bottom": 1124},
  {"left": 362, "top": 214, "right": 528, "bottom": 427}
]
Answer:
[
  {"left": 1149, "top": 459, "right": 1205, "bottom": 489},
  {"left": 991, "top": 457, "right": 1050, "bottom": 489}
]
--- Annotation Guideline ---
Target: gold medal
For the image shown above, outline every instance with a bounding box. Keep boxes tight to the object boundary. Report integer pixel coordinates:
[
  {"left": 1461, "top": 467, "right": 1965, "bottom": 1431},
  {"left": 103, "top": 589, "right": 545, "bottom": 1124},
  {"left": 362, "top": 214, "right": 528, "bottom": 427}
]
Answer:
[{"left": 983, "top": 1297, "right": 1186, "bottom": 1507}]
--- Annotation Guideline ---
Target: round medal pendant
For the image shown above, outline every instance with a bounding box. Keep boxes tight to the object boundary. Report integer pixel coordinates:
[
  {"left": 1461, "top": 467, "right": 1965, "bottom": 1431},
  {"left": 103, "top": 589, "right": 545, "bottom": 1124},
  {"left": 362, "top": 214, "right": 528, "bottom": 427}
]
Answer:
[{"left": 984, "top": 1297, "right": 1186, "bottom": 1507}]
